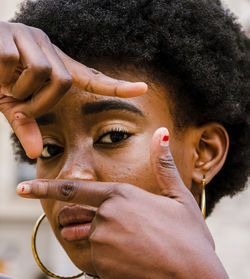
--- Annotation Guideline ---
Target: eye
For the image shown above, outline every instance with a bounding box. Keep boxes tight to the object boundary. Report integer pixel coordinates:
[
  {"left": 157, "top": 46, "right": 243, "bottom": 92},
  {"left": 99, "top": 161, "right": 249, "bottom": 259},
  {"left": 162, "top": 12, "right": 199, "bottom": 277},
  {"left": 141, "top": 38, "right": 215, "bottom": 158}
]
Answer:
[
  {"left": 96, "top": 130, "right": 132, "bottom": 145},
  {"left": 40, "top": 144, "right": 64, "bottom": 160}
]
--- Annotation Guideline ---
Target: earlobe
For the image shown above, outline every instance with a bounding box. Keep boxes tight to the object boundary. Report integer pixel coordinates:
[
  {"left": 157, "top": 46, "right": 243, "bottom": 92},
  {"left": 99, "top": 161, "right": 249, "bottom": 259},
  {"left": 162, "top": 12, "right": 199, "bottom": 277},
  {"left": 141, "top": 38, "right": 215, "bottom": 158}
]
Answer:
[{"left": 192, "top": 123, "right": 229, "bottom": 184}]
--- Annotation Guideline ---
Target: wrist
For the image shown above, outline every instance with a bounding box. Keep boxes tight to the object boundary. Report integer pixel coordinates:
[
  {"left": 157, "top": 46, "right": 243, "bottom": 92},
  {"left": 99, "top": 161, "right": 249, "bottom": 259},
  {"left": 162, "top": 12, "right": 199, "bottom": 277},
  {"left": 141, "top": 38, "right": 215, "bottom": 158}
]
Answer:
[
  {"left": 156, "top": 245, "right": 229, "bottom": 279},
  {"left": 183, "top": 246, "right": 229, "bottom": 279}
]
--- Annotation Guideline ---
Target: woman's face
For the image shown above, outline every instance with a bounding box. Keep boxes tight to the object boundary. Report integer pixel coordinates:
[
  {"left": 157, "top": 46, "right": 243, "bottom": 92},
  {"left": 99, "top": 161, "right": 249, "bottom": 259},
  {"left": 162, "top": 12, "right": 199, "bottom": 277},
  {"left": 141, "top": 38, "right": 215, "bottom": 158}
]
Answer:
[{"left": 37, "top": 68, "right": 197, "bottom": 274}]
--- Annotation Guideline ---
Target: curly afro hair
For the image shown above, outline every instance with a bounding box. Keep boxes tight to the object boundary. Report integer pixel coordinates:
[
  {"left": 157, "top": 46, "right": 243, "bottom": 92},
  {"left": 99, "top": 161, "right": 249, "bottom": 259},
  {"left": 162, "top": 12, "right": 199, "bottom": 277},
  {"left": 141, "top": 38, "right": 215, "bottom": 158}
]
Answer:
[{"left": 11, "top": 0, "right": 250, "bottom": 216}]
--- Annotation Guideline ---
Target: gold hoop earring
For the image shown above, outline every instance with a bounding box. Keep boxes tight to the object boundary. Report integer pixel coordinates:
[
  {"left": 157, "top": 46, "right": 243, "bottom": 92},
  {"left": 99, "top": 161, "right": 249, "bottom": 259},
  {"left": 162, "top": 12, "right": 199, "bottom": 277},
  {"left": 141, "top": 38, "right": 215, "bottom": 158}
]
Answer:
[
  {"left": 200, "top": 177, "right": 206, "bottom": 219},
  {"left": 32, "top": 213, "right": 85, "bottom": 279}
]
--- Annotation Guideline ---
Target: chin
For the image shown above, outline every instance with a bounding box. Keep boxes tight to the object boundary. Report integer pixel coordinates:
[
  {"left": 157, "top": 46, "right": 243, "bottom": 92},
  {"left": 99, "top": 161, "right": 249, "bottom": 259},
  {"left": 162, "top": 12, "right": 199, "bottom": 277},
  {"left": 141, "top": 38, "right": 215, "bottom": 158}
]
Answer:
[{"left": 60, "top": 239, "right": 97, "bottom": 275}]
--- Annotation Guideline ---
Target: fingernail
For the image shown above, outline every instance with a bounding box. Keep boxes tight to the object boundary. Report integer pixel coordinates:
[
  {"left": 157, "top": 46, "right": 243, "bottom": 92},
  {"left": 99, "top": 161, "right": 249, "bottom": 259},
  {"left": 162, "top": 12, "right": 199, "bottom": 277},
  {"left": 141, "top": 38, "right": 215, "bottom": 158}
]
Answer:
[
  {"left": 14, "top": 112, "right": 26, "bottom": 120},
  {"left": 160, "top": 133, "right": 169, "bottom": 147},
  {"left": 17, "top": 183, "right": 31, "bottom": 194}
]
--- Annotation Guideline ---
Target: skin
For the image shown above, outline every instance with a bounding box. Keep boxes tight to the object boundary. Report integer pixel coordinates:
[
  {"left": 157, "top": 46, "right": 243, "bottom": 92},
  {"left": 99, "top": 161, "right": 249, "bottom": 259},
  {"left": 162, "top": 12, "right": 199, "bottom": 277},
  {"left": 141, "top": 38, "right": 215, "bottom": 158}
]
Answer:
[
  {"left": 0, "top": 22, "right": 147, "bottom": 159},
  {"left": 38, "top": 80, "right": 177, "bottom": 273},
  {"left": 0, "top": 17, "right": 230, "bottom": 279},
  {"left": 17, "top": 68, "right": 229, "bottom": 278}
]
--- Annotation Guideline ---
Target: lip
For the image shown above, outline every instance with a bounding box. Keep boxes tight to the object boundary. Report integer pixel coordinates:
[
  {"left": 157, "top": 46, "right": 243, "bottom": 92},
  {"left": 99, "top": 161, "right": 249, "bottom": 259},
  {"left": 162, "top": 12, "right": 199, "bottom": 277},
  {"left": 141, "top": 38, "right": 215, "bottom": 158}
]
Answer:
[{"left": 58, "top": 205, "right": 96, "bottom": 242}]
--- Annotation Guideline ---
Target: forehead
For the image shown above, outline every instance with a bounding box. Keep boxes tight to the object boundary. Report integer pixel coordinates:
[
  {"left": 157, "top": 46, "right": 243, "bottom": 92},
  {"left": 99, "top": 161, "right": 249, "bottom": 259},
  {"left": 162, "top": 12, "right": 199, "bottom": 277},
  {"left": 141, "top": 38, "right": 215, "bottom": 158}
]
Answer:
[
  {"left": 51, "top": 84, "right": 168, "bottom": 118},
  {"left": 37, "top": 66, "right": 174, "bottom": 132},
  {"left": 58, "top": 65, "right": 169, "bottom": 113}
]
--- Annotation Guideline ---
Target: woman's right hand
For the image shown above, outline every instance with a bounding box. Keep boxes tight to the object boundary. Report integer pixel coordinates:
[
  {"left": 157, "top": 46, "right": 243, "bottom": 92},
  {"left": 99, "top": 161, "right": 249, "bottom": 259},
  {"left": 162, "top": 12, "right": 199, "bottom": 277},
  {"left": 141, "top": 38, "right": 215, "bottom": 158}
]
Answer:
[
  {"left": 0, "top": 21, "right": 147, "bottom": 159},
  {"left": 17, "top": 128, "right": 229, "bottom": 279}
]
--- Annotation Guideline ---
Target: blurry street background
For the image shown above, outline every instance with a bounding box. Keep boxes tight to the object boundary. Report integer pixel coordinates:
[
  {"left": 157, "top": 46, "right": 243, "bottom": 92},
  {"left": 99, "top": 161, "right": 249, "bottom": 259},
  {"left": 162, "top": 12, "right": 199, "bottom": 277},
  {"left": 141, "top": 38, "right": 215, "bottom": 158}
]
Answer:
[{"left": 0, "top": 0, "right": 249, "bottom": 279}]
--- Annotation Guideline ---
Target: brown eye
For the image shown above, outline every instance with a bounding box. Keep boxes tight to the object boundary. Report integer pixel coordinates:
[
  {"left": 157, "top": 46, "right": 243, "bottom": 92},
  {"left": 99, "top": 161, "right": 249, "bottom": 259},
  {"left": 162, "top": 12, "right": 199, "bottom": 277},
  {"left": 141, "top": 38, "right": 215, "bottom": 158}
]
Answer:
[
  {"left": 97, "top": 131, "right": 131, "bottom": 144},
  {"left": 40, "top": 144, "right": 63, "bottom": 159}
]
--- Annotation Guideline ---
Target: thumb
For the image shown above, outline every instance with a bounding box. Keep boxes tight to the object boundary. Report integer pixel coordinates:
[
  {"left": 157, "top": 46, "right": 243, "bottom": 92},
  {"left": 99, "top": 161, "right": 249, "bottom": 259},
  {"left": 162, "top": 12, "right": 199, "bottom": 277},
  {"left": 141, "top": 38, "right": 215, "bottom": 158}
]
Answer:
[{"left": 150, "top": 127, "right": 190, "bottom": 200}]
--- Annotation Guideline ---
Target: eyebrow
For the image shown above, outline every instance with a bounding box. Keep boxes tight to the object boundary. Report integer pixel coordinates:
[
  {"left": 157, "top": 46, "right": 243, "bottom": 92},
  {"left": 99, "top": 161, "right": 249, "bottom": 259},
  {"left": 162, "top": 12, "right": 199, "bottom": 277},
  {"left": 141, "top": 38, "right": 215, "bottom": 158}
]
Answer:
[
  {"left": 36, "top": 113, "right": 56, "bottom": 126},
  {"left": 82, "top": 100, "right": 144, "bottom": 116},
  {"left": 36, "top": 100, "right": 144, "bottom": 126}
]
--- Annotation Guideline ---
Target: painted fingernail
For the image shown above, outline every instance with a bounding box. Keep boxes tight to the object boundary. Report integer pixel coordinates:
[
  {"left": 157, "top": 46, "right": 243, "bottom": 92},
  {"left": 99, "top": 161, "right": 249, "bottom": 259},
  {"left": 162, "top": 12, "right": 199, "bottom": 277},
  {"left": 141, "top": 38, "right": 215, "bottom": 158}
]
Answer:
[
  {"left": 160, "top": 133, "right": 169, "bottom": 147},
  {"left": 14, "top": 112, "right": 26, "bottom": 120},
  {"left": 17, "top": 183, "right": 31, "bottom": 194}
]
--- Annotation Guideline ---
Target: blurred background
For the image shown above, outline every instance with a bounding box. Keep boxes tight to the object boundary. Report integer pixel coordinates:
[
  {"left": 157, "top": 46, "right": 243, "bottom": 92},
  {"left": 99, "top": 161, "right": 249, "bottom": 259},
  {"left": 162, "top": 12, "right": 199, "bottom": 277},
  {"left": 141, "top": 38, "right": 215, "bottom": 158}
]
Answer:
[{"left": 0, "top": 0, "right": 249, "bottom": 278}]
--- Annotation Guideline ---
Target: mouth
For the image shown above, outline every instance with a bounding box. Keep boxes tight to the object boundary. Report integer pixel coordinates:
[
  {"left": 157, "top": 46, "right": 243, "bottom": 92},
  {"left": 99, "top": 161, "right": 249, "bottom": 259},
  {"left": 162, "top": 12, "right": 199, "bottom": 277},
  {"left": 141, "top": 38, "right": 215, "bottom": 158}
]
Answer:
[{"left": 58, "top": 205, "right": 96, "bottom": 242}]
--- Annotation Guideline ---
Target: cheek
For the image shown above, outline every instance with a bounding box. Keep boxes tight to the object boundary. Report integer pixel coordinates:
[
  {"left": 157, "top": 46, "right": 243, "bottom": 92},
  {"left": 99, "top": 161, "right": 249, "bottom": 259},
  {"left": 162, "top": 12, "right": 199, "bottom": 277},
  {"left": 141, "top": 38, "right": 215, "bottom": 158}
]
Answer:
[
  {"left": 36, "top": 160, "right": 63, "bottom": 179},
  {"left": 40, "top": 199, "right": 54, "bottom": 221},
  {"left": 94, "top": 136, "right": 160, "bottom": 194},
  {"left": 39, "top": 199, "right": 62, "bottom": 244}
]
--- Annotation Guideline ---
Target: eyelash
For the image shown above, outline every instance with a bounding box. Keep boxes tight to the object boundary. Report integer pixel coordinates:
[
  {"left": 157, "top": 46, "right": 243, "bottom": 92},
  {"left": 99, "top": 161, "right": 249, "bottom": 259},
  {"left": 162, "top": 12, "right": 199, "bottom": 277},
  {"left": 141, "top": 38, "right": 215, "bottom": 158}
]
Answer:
[
  {"left": 94, "top": 128, "right": 132, "bottom": 145},
  {"left": 40, "top": 128, "right": 132, "bottom": 160},
  {"left": 40, "top": 144, "right": 64, "bottom": 160}
]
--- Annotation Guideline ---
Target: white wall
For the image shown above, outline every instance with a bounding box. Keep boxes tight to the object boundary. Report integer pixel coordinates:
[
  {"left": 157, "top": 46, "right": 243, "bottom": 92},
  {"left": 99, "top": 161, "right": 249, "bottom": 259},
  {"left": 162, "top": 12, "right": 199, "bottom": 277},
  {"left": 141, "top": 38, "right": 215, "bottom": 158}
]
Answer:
[
  {"left": 0, "top": 0, "right": 23, "bottom": 21},
  {"left": 222, "top": 0, "right": 250, "bottom": 29}
]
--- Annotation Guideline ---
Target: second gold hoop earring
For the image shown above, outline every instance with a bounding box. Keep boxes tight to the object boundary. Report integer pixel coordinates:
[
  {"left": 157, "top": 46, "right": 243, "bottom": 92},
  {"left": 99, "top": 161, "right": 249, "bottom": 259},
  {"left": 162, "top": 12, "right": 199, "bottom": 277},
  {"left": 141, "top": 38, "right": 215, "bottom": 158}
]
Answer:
[
  {"left": 32, "top": 213, "right": 85, "bottom": 279},
  {"left": 200, "top": 177, "right": 206, "bottom": 219}
]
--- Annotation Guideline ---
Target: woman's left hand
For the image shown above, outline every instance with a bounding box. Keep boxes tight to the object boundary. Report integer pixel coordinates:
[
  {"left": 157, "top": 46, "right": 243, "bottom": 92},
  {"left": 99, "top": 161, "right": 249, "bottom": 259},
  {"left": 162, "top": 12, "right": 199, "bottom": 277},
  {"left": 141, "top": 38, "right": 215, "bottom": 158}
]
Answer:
[{"left": 16, "top": 128, "right": 228, "bottom": 279}]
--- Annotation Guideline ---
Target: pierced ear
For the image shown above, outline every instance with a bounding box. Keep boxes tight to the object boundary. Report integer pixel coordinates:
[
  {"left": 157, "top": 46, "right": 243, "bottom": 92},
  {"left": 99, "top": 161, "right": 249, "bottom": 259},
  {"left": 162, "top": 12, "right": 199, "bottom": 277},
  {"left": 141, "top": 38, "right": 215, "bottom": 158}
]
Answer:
[{"left": 192, "top": 123, "right": 229, "bottom": 184}]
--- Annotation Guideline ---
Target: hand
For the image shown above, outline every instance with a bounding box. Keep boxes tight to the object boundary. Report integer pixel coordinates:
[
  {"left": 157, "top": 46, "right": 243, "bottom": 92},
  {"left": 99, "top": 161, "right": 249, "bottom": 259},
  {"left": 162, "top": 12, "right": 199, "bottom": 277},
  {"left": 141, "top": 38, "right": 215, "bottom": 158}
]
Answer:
[
  {"left": 16, "top": 128, "right": 228, "bottom": 279},
  {"left": 0, "top": 21, "right": 147, "bottom": 159}
]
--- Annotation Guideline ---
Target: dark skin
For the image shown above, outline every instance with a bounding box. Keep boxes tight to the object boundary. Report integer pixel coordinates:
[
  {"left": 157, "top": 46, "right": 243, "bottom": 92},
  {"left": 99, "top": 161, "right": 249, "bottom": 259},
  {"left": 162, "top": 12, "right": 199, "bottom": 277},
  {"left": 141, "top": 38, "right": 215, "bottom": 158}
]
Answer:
[
  {"left": 0, "top": 22, "right": 147, "bottom": 158},
  {"left": 16, "top": 67, "right": 229, "bottom": 279}
]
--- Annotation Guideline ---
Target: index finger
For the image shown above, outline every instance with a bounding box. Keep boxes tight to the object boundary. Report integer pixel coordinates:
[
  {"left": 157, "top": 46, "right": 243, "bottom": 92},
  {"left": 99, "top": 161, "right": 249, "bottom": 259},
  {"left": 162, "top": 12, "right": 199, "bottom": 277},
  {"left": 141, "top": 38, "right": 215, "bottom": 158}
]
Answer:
[
  {"left": 55, "top": 46, "right": 148, "bottom": 97},
  {"left": 16, "top": 179, "right": 123, "bottom": 207}
]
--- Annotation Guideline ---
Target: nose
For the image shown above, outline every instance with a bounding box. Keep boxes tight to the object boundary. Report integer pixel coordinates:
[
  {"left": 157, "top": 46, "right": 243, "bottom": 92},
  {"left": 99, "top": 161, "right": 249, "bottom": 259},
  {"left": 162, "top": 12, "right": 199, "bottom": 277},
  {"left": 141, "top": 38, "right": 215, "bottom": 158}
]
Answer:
[{"left": 56, "top": 152, "right": 97, "bottom": 181}]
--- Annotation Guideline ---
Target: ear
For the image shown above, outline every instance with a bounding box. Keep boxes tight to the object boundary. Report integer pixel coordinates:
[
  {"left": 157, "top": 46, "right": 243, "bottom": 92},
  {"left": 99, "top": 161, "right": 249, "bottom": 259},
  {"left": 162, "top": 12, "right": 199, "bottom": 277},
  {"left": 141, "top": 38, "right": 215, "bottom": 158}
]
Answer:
[{"left": 192, "top": 123, "right": 229, "bottom": 184}]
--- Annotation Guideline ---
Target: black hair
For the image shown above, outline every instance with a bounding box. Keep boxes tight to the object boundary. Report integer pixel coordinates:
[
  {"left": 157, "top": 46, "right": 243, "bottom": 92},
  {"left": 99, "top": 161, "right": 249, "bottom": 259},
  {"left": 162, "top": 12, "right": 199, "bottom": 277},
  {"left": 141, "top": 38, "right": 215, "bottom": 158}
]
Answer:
[{"left": 11, "top": 0, "right": 250, "bottom": 216}]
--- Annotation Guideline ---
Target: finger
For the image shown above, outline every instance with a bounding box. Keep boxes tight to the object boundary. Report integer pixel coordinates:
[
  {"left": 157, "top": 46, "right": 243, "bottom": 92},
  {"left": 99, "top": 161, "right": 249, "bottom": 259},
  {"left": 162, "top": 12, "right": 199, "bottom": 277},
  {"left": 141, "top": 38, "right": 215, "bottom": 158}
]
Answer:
[
  {"left": 0, "top": 97, "right": 43, "bottom": 158},
  {"left": 0, "top": 22, "right": 20, "bottom": 84},
  {"left": 55, "top": 46, "right": 148, "bottom": 98},
  {"left": 12, "top": 31, "right": 72, "bottom": 117},
  {"left": 16, "top": 179, "right": 126, "bottom": 207},
  {"left": 150, "top": 127, "right": 190, "bottom": 200},
  {"left": 12, "top": 117, "right": 43, "bottom": 159},
  {"left": 10, "top": 24, "right": 52, "bottom": 100}
]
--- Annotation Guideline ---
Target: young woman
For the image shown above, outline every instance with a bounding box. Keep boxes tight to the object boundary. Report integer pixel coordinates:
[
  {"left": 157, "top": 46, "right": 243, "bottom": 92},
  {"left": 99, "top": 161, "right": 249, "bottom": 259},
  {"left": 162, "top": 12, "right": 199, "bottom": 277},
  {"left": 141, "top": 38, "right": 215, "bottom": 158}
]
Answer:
[{"left": 1, "top": 0, "right": 250, "bottom": 278}]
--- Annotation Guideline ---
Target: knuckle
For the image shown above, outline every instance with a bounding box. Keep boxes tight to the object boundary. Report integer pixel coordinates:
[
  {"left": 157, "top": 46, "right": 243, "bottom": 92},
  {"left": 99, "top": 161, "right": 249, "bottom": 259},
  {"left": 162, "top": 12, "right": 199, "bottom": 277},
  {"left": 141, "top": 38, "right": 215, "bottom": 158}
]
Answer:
[
  {"left": 90, "top": 68, "right": 102, "bottom": 76},
  {"left": 28, "top": 63, "right": 52, "bottom": 80},
  {"left": 38, "top": 29, "right": 50, "bottom": 41},
  {"left": 0, "top": 52, "right": 19, "bottom": 66},
  {"left": 57, "top": 180, "right": 79, "bottom": 201},
  {"left": 96, "top": 203, "right": 115, "bottom": 219},
  {"left": 33, "top": 28, "right": 51, "bottom": 44},
  {"left": 8, "top": 22, "right": 27, "bottom": 32},
  {"left": 33, "top": 27, "right": 47, "bottom": 37},
  {"left": 15, "top": 22, "right": 25, "bottom": 29},
  {"left": 58, "top": 75, "right": 73, "bottom": 90},
  {"left": 54, "top": 74, "right": 73, "bottom": 93},
  {"left": 13, "top": 23, "right": 30, "bottom": 33},
  {"left": 157, "top": 153, "right": 176, "bottom": 170},
  {"left": 85, "top": 78, "right": 93, "bottom": 93},
  {"left": 112, "top": 183, "right": 132, "bottom": 199},
  {"left": 38, "top": 180, "right": 50, "bottom": 197},
  {"left": 25, "top": 26, "right": 51, "bottom": 47}
]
